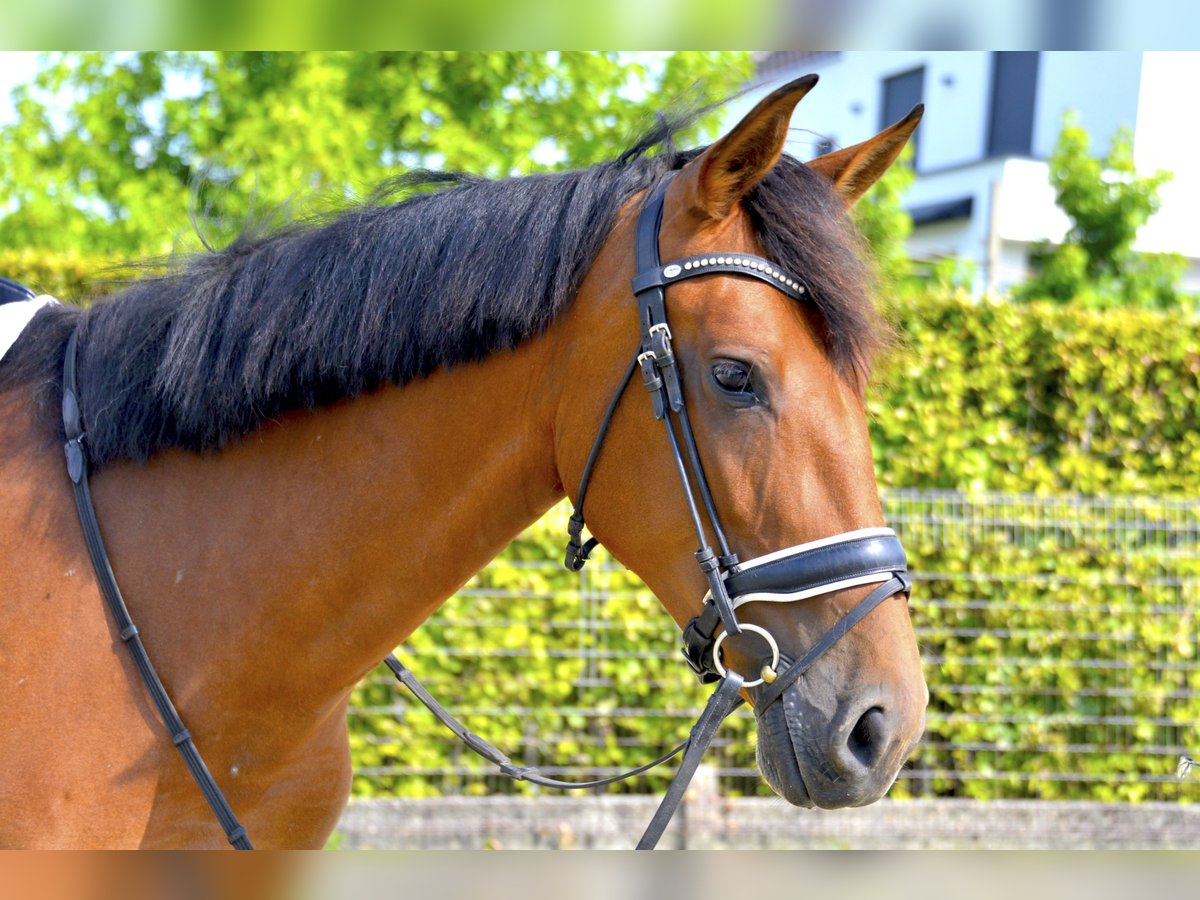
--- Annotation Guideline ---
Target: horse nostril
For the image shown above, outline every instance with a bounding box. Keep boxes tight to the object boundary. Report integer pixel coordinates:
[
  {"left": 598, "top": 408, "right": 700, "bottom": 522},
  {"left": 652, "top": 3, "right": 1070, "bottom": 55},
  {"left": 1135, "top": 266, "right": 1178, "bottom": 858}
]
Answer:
[{"left": 847, "top": 706, "right": 887, "bottom": 770}]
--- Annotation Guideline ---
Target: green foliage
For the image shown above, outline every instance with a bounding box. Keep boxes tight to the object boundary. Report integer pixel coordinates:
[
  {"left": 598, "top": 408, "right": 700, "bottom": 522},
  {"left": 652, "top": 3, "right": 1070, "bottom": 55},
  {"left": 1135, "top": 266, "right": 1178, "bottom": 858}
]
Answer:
[
  {"left": 0, "top": 51, "right": 752, "bottom": 257},
  {"left": 872, "top": 290, "right": 1200, "bottom": 495},
  {"left": 1017, "top": 113, "right": 1190, "bottom": 309},
  {"left": 874, "top": 293, "right": 1200, "bottom": 799},
  {"left": 348, "top": 290, "right": 1200, "bottom": 804},
  {"left": 0, "top": 248, "right": 138, "bottom": 301},
  {"left": 888, "top": 492, "right": 1199, "bottom": 802}
]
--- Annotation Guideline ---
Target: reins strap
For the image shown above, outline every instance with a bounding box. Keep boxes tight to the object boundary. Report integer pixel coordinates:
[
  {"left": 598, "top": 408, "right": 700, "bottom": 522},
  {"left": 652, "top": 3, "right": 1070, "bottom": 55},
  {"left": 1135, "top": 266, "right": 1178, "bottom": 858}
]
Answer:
[
  {"left": 384, "top": 652, "right": 744, "bottom": 849},
  {"left": 60, "top": 330, "right": 253, "bottom": 851},
  {"left": 384, "top": 654, "right": 691, "bottom": 790},
  {"left": 636, "top": 671, "right": 744, "bottom": 850}
]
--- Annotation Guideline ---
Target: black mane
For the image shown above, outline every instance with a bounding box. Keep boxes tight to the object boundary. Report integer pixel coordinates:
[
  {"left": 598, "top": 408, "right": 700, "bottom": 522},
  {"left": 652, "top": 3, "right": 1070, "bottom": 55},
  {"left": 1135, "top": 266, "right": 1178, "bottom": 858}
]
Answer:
[{"left": 0, "top": 111, "right": 880, "bottom": 467}]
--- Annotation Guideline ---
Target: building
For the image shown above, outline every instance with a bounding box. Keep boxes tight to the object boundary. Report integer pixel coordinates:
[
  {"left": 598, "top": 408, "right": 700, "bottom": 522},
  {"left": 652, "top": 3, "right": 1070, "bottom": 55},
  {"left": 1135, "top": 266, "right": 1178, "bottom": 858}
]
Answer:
[{"left": 734, "top": 51, "right": 1200, "bottom": 294}]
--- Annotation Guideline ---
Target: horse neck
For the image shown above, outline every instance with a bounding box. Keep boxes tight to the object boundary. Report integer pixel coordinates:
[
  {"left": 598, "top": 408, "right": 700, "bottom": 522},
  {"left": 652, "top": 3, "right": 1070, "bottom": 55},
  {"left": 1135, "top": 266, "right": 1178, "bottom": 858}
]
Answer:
[{"left": 89, "top": 330, "right": 568, "bottom": 705}]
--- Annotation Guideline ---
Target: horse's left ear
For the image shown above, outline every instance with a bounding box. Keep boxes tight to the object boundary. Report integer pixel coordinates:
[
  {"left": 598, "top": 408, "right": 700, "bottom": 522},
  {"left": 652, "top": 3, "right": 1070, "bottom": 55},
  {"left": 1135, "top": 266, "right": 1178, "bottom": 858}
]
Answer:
[
  {"left": 678, "top": 74, "right": 819, "bottom": 222},
  {"left": 807, "top": 104, "right": 924, "bottom": 206}
]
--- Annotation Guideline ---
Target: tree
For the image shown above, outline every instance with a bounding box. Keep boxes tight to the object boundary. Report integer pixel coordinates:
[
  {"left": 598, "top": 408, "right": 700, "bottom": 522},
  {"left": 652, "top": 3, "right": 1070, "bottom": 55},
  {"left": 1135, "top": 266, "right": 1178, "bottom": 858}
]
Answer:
[
  {"left": 1016, "top": 112, "right": 1189, "bottom": 309},
  {"left": 0, "top": 52, "right": 752, "bottom": 257}
]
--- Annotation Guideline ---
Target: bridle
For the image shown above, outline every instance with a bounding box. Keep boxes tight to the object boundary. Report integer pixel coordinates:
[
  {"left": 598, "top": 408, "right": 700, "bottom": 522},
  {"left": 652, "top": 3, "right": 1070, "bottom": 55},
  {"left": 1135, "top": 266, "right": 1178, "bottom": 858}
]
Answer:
[
  {"left": 565, "top": 175, "right": 910, "bottom": 691},
  {"left": 58, "top": 174, "right": 909, "bottom": 850}
]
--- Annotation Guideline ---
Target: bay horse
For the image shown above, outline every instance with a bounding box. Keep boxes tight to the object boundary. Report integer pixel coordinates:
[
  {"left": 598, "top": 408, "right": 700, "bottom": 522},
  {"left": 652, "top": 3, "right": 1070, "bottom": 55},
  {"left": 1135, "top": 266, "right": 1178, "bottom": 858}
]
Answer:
[{"left": 0, "top": 76, "right": 926, "bottom": 848}]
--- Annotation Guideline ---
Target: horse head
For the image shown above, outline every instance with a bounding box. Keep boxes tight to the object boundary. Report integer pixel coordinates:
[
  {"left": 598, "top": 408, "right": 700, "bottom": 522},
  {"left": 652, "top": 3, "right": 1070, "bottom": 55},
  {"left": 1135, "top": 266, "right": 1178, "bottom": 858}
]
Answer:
[{"left": 557, "top": 76, "right": 926, "bottom": 809}]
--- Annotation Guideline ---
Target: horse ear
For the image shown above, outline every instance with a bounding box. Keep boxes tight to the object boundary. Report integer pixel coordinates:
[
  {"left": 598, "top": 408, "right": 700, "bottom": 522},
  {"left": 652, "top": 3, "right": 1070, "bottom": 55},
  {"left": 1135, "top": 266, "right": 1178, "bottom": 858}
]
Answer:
[
  {"left": 678, "top": 74, "right": 819, "bottom": 221},
  {"left": 807, "top": 104, "right": 924, "bottom": 206}
]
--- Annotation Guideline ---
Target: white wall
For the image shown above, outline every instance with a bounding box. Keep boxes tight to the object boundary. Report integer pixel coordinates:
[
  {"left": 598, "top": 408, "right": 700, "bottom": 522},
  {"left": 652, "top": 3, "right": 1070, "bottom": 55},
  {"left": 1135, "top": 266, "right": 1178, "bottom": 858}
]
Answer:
[
  {"left": 993, "top": 158, "right": 1071, "bottom": 243},
  {"left": 1032, "top": 52, "right": 1143, "bottom": 158},
  {"left": 1131, "top": 52, "right": 1200, "bottom": 257}
]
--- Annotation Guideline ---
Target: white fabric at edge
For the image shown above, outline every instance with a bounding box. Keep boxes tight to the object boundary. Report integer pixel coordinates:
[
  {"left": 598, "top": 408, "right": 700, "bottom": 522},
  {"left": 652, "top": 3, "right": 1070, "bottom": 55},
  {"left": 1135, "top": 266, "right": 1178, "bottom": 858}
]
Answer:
[{"left": 0, "top": 295, "right": 60, "bottom": 363}]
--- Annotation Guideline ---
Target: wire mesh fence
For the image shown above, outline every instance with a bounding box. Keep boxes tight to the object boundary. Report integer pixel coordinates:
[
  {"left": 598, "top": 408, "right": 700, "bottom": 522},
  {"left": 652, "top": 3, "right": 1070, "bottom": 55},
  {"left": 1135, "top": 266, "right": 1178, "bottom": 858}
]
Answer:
[{"left": 348, "top": 489, "right": 1200, "bottom": 803}]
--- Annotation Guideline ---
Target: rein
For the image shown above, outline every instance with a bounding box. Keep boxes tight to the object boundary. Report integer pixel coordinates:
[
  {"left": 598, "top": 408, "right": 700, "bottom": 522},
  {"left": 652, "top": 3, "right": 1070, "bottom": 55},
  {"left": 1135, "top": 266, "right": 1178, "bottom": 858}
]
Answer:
[{"left": 58, "top": 175, "right": 909, "bottom": 850}]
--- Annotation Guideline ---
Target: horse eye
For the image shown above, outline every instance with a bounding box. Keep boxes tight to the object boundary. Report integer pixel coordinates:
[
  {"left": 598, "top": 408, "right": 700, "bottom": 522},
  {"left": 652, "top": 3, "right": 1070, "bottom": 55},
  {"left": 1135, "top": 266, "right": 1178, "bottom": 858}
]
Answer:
[{"left": 711, "top": 360, "right": 754, "bottom": 395}]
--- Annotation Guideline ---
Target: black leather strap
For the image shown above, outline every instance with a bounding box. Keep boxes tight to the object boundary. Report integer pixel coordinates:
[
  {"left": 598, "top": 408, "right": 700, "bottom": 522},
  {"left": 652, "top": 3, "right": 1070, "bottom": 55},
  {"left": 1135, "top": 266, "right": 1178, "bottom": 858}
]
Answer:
[
  {"left": 564, "top": 354, "right": 640, "bottom": 571},
  {"left": 681, "top": 602, "right": 724, "bottom": 682},
  {"left": 384, "top": 654, "right": 691, "bottom": 790},
  {"left": 675, "top": 400, "right": 736, "bottom": 564},
  {"left": 636, "top": 671, "right": 744, "bottom": 849},
  {"left": 385, "top": 655, "right": 745, "bottom": 850},
  {"left": 61, "top": 329, "right": 253, "bottom": 850},
  {"left": 634, "top": 179, "right": 670, "bottom": 334}
]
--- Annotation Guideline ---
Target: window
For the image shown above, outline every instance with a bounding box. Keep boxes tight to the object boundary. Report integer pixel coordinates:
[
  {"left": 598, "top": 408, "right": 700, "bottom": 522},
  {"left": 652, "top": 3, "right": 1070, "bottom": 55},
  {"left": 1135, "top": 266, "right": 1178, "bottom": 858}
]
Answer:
[
  {"left": 988, "top": 52, "right": 1040, "bottom": 157},
  {"left": 882, "top": 67, "right": 925, "bottom": 169}
]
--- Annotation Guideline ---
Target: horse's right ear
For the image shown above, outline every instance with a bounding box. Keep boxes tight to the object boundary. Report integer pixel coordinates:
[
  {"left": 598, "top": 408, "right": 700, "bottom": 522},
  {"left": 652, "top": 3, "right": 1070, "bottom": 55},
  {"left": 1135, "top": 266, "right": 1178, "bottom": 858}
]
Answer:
[{"left": 676, "top": 74, "right": 819, "bottom": 222}]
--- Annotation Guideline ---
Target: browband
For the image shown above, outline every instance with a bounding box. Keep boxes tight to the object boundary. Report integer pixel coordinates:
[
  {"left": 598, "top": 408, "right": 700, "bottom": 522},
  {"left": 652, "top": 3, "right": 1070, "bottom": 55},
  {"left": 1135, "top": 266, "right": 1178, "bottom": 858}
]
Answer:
[{"left": 631, "top": 253, "right": 809, "bottom": 303}]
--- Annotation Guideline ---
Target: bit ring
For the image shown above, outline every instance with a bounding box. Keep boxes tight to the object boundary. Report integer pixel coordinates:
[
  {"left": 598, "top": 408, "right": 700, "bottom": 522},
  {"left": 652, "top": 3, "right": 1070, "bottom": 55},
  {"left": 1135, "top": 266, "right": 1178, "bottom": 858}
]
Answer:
[{"left": 712, "top": 623, "right": 780, "bottom": 688}]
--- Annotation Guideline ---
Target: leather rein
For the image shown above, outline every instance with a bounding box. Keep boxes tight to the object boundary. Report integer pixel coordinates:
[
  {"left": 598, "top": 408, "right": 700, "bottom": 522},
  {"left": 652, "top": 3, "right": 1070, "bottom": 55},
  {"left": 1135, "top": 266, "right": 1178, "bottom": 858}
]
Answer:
[{"left": 59, "top": 174, "right": 909, "bottom": 850}]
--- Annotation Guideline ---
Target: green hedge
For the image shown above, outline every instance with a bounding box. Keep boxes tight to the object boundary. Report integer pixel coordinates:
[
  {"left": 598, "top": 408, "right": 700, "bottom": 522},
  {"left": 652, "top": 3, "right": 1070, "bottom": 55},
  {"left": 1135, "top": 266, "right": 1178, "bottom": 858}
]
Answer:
[
  {"left": 5, "top": 254, "right": 1198, "bottom": 802},
  {"left": 346, "top": 491, "right": 1199, "bottom": 804},
  {"left": 888, "top": 491, "right": 1199, "bottom": 802},
  {"left": 348, "top": 292, "right": 1200, "bottom": 803},
  {"left": 872, "top": 291, "right": 1200, "bottom": 495},
  {"left": 0, "top": 249, "right": 140, "bottom": 302},
  {"left": 865, "top": 294, "right": 1199, "bottom": 800}
]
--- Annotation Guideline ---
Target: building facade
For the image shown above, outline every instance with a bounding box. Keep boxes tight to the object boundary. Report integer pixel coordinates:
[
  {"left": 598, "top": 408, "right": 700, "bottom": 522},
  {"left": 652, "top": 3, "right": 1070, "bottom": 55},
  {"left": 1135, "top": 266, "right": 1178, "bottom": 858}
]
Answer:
[{"left": 737, "top": 51, "right": 1200, "bottom": 294}]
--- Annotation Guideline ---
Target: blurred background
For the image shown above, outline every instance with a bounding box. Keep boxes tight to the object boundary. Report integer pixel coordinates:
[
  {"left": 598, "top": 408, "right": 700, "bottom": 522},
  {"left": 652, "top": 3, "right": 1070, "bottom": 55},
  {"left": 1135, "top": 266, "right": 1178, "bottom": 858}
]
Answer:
[{"left": 1, "top": 50, "right": 1197, "bottom": 849}]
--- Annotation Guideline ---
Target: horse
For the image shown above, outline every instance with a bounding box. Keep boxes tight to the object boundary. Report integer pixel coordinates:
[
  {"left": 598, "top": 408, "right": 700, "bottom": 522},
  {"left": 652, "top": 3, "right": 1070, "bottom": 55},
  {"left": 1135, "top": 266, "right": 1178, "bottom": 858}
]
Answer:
[{"left": 0, "top": 75, "right": 926, "bottom": 848}]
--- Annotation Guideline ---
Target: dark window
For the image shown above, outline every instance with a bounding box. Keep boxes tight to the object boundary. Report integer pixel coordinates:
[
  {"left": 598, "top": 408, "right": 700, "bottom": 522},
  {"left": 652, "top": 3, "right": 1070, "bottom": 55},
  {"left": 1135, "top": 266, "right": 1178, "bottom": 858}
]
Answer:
[
  {"left": 988, "top": 52, "right": 1040, "bottom": 157},
  {"left": 882, "top": 67, "right": 925, "bottom": 168}
]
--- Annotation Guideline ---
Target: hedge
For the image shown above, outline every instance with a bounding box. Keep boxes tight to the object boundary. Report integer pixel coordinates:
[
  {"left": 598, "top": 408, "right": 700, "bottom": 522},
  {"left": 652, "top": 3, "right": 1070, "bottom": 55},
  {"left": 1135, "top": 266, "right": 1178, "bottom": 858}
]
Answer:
[
  {"left": 0, "top": 249, "right": 140, "bottom": 302},
  {"left": 347, "top": 292, "right": 1200, "bottom": 803},
  {"left": 345, "top": 487, "right": 1200, "bottom": 804},
  {"left": 872, "top": 291, "right": 1200, "bottom": 495},
  {"left": 4, "top": 255, "right": 1198, "bottom": 802}
]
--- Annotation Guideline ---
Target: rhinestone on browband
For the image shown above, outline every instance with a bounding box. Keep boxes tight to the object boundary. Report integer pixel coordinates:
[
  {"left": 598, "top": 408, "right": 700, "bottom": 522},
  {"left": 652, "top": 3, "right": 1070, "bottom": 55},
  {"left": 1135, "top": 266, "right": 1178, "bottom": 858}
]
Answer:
[{"left": 672, "top": 254, "right": 806, "bottom": 295}]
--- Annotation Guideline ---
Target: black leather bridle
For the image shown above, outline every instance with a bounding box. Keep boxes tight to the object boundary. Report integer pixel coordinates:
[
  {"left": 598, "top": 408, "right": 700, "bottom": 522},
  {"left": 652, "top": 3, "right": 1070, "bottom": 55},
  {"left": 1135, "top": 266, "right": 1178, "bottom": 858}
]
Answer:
[{"left": 59, "top": 174, "right": 909, "bottom": 850}]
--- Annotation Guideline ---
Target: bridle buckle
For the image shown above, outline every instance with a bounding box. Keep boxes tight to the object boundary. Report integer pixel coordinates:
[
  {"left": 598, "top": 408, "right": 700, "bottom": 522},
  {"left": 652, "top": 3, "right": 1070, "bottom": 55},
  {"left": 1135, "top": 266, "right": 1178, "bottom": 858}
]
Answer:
[{"left": 647, "top": 321, "right": 671, "bottom": 342}]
